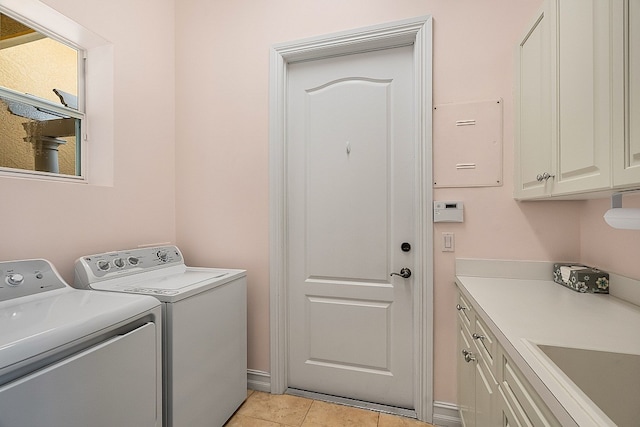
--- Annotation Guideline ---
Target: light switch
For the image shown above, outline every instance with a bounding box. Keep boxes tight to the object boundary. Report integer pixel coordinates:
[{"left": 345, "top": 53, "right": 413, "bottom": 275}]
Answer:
[{"left": 442, "top": 232, "right": 455, "bottom": 252}]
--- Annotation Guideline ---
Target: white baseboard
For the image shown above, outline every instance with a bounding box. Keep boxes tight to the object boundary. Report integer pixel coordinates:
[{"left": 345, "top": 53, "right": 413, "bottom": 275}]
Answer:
[
  {"left": 247, "top": 369, "right": 271, "bottom": 393},
  {"left": 433, "top": 401, "right": 462, "bottom": 427},
  {"left": 245, "top": 370, "right": 461, "bottom": 427}
]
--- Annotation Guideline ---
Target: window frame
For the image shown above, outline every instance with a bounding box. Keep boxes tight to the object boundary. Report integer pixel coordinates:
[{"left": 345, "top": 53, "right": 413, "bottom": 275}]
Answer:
[
  {"left": 0, "top": 0, "right": 113, "bottom": 185},
  {"left": 0, "top": 8, "right": 87, "bottom": 181}
]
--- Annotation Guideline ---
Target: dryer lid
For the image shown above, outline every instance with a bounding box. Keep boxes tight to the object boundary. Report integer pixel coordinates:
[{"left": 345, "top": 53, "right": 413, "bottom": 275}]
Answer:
[{"left": 0, "top": 287, "right": 159, "bottom": 372}]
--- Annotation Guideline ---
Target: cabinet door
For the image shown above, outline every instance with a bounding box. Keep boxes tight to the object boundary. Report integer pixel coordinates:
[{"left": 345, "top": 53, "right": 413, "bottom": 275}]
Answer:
[
  {"left": 550, "top": 0, "right": 613, "bottom": 194},
  {"left": 501, "top": 353, "right": 562, "bottom": 427},
  {"left": 515, "top": 6, "right": 552, "bottom": 199},
  {"left": 457, "top": 324, "right": 476, "bottom": 427},
  {"left": 475, "top": 357, "right": 498, "bottom": 426},
  {"left": 457, "top": 297, "right": 498, "bottom": 427},
  {"left": 613, "top": 0, "right": 640, "bottom": 186},
  {"left": 498, "top": 387, "right": 526, "bottom": 427}
]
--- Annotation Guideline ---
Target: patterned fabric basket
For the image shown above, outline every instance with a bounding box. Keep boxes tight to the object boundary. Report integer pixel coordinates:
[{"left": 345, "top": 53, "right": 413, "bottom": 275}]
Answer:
[{"left": 553, "top": 263, "right": 609, "bottom": 294}]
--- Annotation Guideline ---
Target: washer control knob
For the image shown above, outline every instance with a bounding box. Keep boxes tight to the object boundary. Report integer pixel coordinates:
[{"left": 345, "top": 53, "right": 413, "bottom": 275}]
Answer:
[
  {"left": 128, "top": 256, "right": 140, "bottom": 266},
  {"left": 113, "top": 258, "right": 125, "bottom": 269},
  {"left": 6, "top": 273, "right": 24, "bottom": 286},
  {"left": 97, "top": 260, "right": 110, "bottom": 271},
  {"left": 157, "top": 250, "right": 168, "bottom": 262}
]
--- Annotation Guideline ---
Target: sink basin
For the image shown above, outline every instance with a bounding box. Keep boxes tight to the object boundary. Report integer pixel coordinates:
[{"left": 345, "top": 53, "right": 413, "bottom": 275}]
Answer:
[{"left": 535, "top": 344, "right": 640, "bottom": 427}]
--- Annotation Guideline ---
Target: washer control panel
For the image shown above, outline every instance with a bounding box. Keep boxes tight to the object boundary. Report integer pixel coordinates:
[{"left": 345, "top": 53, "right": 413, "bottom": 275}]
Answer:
[
  {"left": 74, "top": 245, "right": 184, "bottom": 285},
  {"left": 0, "top": 259, "right": 67, "bottom": 302}
]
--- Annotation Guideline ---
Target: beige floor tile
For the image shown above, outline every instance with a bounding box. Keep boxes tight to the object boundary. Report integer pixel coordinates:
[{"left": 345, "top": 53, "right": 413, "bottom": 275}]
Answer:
[
  {"left": 301, "top": 400, "right": 379, "bottom": 427},
  {"left": 377, "top": 413, "right": 435, "bottom": 427},
  {"left": 236, "top": 391, "right": 313, "bottom": 426},
  {"left": 225, "top": 413, "right": 283, "bottom": 427}
]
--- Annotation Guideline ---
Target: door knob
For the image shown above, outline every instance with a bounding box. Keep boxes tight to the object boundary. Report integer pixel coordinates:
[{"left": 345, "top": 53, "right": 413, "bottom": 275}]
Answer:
[{"left": 390, "top": 268, "right": 412, "bottom": 278}]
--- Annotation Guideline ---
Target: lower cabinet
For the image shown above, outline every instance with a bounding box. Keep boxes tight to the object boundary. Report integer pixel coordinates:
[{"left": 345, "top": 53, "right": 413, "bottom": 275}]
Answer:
[
  {"left": 456, "top": 293, "right": 498, "bottom": 426},
  {"left": 474, "top": 353, "right": 497, "bottom": 426},
  {"left": 456, "top": 289, "right": 560, "bottom": 427},
  {"left": 457, "top": 322, "right": 476, "bottom": 426},
  {"left": 498, "top": 352, "right": 561, "bottom": 427}
]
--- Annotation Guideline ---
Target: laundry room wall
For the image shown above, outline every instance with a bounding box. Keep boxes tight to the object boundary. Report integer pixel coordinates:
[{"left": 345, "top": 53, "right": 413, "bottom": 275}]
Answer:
[
  {"left": 0, "top": 0, "right": 176, "bottom": 279},
  {"left": 3, "top": 0, "right": 636, "bottom": 413},
  {"left": 175, "top": 0, "right": 584, "bottom": 405}
]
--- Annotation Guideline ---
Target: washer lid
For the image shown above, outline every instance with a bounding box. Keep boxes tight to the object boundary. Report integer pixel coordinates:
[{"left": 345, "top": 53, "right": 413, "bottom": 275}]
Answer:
[
  {"left": 89, "top": 268, "right": 245, "bottom": 302},
  {"left": 122, "top": 270, "right": 228, "bottom": 291},
  {"left": 0, "top": 288, "right": 159, "bottom": 371}
]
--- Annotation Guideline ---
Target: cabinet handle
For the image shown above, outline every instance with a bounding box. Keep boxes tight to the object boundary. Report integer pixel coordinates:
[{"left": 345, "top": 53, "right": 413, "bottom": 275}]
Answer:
[
  {"left": 472, "top": 333, "right": 485, "bottom": 341},
  {"left": 461, "top": 349, "right": 476, "bottom": 363},
  {"left": 456, "top": 304, "right": 467, "bottom": 311},
  {"left": 536, "top": 172, "right": 555, "bottom": 182}
]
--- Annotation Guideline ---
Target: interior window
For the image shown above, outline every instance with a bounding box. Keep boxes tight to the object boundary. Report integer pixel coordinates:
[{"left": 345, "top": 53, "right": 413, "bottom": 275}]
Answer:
[{"left": 0, "top": 12, "right": 84, "bottom": 177}]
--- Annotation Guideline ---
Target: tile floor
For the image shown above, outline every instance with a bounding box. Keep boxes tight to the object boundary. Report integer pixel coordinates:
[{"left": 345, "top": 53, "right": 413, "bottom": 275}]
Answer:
[{"left": 224, "top": 390, "right": 436, "bottom": 427}]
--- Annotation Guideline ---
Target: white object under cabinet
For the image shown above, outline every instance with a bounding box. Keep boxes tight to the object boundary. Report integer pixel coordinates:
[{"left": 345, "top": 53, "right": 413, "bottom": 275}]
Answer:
[
  {"left": 456, "top": 289, "right": 560, "bottom": 427},
  {"left": 515, "top": 0, "right": 629, "bottom": 200}
]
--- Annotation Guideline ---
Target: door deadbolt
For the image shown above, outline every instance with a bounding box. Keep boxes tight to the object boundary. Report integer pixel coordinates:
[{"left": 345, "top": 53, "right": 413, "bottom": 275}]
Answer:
[
  {"left": 401, "top": 242, "right": 411, "bottom": 252},
  {"left": 390, "top": 268, "right": 412, "bottom": 279}
]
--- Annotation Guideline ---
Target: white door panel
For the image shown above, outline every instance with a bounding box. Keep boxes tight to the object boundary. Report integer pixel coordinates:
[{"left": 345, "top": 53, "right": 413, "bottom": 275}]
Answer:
[
  {"left": 287, "top": 46, "right": 415, "bottom": 408},
  {"left": 307, "top": 79, "right": 391, "bottom": 281},
  {"left": 306, "top": 295, "right": 391, "bottom": 370}
]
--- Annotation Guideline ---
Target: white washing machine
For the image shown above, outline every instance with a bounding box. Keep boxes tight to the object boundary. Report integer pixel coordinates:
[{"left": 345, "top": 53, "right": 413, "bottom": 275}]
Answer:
[
  {"left": 73, "top": 245, "right": 247, "bottom": 427},
  {"left": 0, "top": 258, "right": 162, "bottom": 427}
]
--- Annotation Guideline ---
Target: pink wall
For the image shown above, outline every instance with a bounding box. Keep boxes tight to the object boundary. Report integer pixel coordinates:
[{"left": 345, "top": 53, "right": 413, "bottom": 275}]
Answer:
[
  {"left": 5, "top": 0, "right": 635, "bottom": 411},
  {"left": 174, "top": 0, "right": 584, "bottom": 404},
  {"left": 0, "top": 0, "right": 177, "bottom": 280}
]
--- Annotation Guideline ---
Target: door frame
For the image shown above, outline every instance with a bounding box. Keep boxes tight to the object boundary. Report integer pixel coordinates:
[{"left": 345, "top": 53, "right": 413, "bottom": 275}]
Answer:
[{"left": 268, "top": 16, "right": 434, "bottom": 422}]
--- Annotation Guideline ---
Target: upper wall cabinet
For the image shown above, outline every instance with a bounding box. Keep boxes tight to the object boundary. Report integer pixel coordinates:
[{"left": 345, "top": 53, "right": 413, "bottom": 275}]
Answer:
[
  {"left": 515, "top": 0, "right": 637, "bottom": 200},
  {"left": 613, "top": 1, "right": 640, "bottom": 186},
  {"left": 515, "top": 6, "right": 552, "bottom": 199}
]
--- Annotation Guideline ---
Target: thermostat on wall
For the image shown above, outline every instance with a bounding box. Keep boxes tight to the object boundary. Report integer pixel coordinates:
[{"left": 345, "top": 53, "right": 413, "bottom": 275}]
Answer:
[{"left": 434, "top": 201, "right": 464, "bottom": 223}]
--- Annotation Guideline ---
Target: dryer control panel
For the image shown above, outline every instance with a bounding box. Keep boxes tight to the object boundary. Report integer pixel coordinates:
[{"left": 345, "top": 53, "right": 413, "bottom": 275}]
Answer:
[
  {"left": 0, "top": 259, "right": 66, "bottom": 302},
  {"left": 74, "top": 246, "right": 184, "bottom": 286}
]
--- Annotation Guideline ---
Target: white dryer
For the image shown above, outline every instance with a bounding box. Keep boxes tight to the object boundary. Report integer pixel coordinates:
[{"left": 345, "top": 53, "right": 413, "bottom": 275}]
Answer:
[
  {"left": 73, "top": 245, "right": 247, "bottom": 427},
  {"left": 0, "top": 258, "right": 162, "bottom": 427}
]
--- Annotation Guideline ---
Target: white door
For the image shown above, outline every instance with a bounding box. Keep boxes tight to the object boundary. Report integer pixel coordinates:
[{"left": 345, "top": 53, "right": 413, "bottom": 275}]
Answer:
[{"left": 286, "top": 45, "right": 416, "bottom": 408}]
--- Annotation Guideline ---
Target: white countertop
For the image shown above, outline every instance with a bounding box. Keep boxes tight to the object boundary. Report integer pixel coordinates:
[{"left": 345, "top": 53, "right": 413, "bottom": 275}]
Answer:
[{"left": 455, "top": 259, "right": 640, "bottom": 427}]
